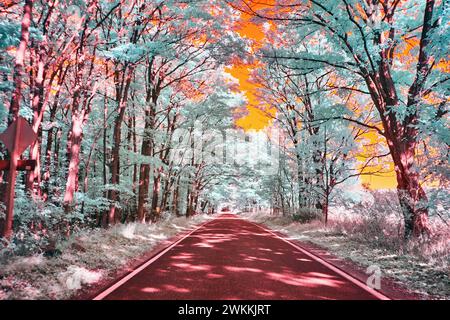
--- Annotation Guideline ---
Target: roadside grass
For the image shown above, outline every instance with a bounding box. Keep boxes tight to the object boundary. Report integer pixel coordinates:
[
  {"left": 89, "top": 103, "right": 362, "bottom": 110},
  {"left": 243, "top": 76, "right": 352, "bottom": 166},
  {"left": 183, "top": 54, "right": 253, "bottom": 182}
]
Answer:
[
  {"left": 0, "top": 213, "right": 213, "bottom": 300},
  {"left": 240, "top": 198, "right": 450, "bottom": 299}
]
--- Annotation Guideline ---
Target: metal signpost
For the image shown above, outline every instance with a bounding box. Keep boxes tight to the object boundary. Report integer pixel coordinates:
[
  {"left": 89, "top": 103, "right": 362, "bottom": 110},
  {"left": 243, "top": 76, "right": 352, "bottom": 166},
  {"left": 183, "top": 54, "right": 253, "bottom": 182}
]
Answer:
[{"left": 0, "top": 116, "right": 37, "bottom": 239}]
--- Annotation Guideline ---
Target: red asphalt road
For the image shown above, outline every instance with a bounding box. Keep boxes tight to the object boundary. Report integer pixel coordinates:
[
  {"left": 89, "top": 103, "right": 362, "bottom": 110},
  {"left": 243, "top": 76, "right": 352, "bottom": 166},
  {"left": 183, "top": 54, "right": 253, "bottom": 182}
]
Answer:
[{"left": 99, "top": 214, "right": 381, "bottom": 300}]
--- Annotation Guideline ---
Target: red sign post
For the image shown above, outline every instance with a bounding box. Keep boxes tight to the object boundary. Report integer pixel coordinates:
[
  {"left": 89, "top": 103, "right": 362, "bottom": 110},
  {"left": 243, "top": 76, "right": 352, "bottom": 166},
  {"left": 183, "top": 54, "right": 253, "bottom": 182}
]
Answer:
[{"left": 0, "top": 116, "right": 37, "bottom": 239}]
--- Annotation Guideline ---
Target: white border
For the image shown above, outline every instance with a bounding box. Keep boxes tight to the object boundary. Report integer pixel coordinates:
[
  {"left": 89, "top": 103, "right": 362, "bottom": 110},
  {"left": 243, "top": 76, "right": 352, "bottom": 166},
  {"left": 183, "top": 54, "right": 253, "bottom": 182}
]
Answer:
[
  {"left": 93, "top": 214, "right": 390, "bottom": 300},
  {"left": 92, "top": 218, "right": 215, "bottom": 300},
  {"left": 246, "top": 220, "right": 391, "bottom": 300}
]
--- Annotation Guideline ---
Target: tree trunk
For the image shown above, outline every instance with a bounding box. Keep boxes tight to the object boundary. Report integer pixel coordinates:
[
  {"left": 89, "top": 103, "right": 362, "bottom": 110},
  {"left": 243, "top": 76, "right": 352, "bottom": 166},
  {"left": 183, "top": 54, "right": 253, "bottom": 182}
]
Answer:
[
  {"left": 136, "top": 109, "right": 153, "bottom": 223},
  {"left": 364, "top": 70, "right": 431, "bottom": 239},
  {"left": 137, "top": 59, "right": 162, "bottom": 223},
  {"left": 132, "top": 112, "right": 138, "bottom": 215},
  {"left": 396, "top": 0, "right": 435, "bottom": 238},
  {"left": 42, "top": 100, "right": 58, "bottom": 198},
  {"left": 62, "top": 45, "right": 97, "bottom": 213},
  {"left": 173, "top": 175, "right": 181, "bottom": 216},
  {"left": 52, "top": 127, "right": 62, "bottom": 191},
  {"left": 26, "top": 56, "right": 45, "bottom": 195},
  {"left": 107, "top": 67, "right": 133, "bottom": 226},
  {"left": 160, "top": 174, "right": 171, "bottom": 213},
  {"left": 387, "top": 134, "right": 430, "bottom": 238},
  {"left": 193, "top": 193, "right": 200, "bottom": 214},
  {"left": 186, "top": 188, "right": 193, "bottom": 217},
  {"left": 63, "top": 109, "right": 84, "bottom": 211},
  {"left": 201, "top": 200, "right": 208, "bottom": 213},
  {"left": 136, "top": 163, "right": 151, "bottom": 222},
  {"left": 27, "top": 126, "right": 42, "bottom": 195},
  {"left": 124, "top": 108, "right": 137, "bottom": 222},
  {"left": 323, "top": 186, "right": 329, "bottom": 225},
  {"left": 26, "top": 13, "right": 55, "bottom": 196},
  {"left": 150, "top": 170, "right": 161, "bottom": 221},
  {"left": 107, "top": 105, "right": 125, "bottom": 224},
  {"left": 364, "top": 0, "right": 436, "bottom": 239}
]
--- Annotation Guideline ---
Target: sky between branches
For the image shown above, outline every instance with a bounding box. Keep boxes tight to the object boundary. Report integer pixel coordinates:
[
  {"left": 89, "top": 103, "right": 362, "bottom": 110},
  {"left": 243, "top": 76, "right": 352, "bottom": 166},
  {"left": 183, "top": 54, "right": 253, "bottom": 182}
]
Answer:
[{"left": 224, "top": 0, "right": 400, "bottom": 189}]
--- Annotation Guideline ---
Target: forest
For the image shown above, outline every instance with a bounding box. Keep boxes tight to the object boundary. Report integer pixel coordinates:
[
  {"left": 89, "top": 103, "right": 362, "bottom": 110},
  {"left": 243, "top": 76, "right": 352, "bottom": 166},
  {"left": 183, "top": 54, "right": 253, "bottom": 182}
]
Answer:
[{"left": 0, "top": 0, "right": 448, "bottom": 300}]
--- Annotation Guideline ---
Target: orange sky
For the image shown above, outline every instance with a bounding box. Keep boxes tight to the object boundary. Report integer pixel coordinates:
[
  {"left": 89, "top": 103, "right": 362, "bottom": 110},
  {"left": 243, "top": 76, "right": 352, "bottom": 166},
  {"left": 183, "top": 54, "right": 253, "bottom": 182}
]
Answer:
[
  {"left": 226, "top": 11, "right": 274, "bottom": 130},
  {"left": 225, "top": 6, "right": 397, "bottom": 189}
]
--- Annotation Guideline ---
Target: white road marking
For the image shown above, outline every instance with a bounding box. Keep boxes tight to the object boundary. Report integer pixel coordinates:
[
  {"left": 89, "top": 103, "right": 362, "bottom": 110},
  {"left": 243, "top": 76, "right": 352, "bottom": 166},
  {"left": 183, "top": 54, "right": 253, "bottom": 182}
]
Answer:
[
  {"left": 92, "top": 218, "right": 215, "bottom": 300},
  {"left": 93, "top": 213, "right": 390, "bottom": 300},
  {"left": 245, "top": 219, "right": 391, "bottom": 300}
]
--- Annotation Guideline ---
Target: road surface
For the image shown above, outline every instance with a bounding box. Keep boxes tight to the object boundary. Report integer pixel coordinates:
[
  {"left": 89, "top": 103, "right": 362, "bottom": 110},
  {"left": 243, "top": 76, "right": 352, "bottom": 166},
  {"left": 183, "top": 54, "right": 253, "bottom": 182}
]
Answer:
[{"left": 95, "top": 214, "right": 386, "bottom": 300}]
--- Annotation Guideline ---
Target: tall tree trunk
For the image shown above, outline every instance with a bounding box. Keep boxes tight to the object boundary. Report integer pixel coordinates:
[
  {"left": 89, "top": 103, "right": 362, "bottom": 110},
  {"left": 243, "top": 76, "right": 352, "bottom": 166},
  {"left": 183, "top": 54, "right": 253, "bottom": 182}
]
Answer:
[
  {"left": 62, "top": 45, "right": 97, "bottom": 213},
  {"left": 123, "top": 109, "right": 135, "bottom": 222},
  {"left": 186, "top": 188, "right": 193, "bottom": 217},
  {"left": 387, "top": 132, "right": 430, "bottom": 238},
  {"left": 397, "top": 0, "right": 436, "bottom": 238},
  {"left": 193, "top": 192, "right": 200, "bottom": 214},
  {"left": 42, "top": 65, "right": 67, "bottom": 198},
  {"left": 173, "top": 175, "right": 181, "bottom": 217},
  {"left": 132, "top": 111, "right": 138, "bottom": 216},
  {"left": 52, "top": 127, "right": 62, "bottom": 192},
  {"left": 137, "top": 65, "right": 151, "bottom": 223},
  {"left": 322, "top": 194, "right": 329, "bottom": 225},
  {"left": 160, "top": 166, "right": 175, "bottom": 210},
  {"left": 42, "top": 100, "right": 58, "bottom": 198},
  {"left": 150, "top": 170, "right": 161, "bottom": 221},
  {"left": 107, "top": 67, "right": 133, "bottom": 225},
  {"left": 26, "top": 3, "right": 55, "bottom": 196},
  {"left": 367, "top": 84, "right": 431, "bottom": 239},
  {"left": 365, "top": 0, "right": 436, "bottom": 239},
  {"left": 100, "top": 94, "right": 109, "bottom": 227},
  {"left": 137, "top": 109, "right": 153, "bottom": 223},
  {"left": 160, "top": 174, "right": 170, "bottom": 212},
  {"left": 201, "top": 200, "right": 208, "bottom": 213},
  {"left": 63, "top": 107, "right": 84, "bottom": 211},
  {"left": 108, "top": 104, "right": 125, "bottom": 224},
  {"left": 26, "top": 50, "right": 45, "bottom": 195},
  {"left": 137, "top": 61, "right": 161, "bottom": 223}
]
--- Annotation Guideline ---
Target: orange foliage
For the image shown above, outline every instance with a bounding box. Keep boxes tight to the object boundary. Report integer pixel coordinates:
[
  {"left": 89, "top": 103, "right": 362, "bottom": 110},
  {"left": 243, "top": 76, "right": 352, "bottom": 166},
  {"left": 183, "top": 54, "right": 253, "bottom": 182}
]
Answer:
[{"left": 434, "top": 59, "right": 450, "bottom": 73}]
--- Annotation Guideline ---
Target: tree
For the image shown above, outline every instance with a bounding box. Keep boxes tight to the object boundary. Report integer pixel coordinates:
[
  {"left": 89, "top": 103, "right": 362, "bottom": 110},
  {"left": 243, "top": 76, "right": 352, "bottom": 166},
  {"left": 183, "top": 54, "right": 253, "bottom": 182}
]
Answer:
[
  {"left": 253, "top": 58, "right": 388, "bottom": 222},
  {"left": 233, "top": 0, "right": 449, "bottom": 238},
  {"left": 0, "top": 0, "right": 241, "bottom": 242}
]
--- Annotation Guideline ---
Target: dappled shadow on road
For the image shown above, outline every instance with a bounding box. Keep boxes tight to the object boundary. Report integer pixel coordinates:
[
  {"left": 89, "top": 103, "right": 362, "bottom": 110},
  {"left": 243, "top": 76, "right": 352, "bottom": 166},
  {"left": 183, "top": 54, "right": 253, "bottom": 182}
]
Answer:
[{"left": 103, "top": 215, "right": 377, "bottom": 300}]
